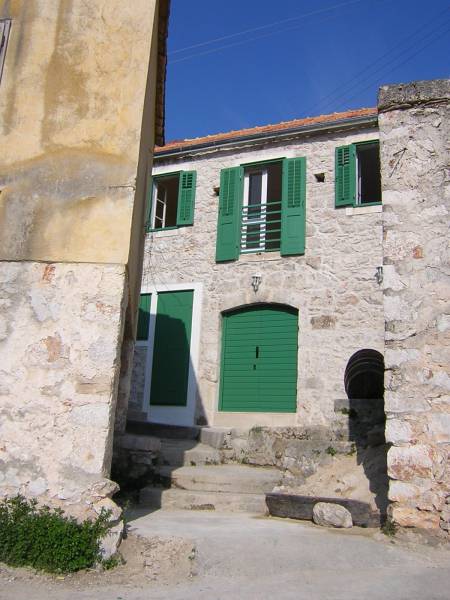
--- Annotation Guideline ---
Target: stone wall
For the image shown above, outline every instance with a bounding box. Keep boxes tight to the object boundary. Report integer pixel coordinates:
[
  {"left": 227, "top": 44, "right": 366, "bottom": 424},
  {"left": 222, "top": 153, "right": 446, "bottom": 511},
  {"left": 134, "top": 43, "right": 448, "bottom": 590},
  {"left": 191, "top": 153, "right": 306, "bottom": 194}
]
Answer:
[
  {"left": 0, "top": 0, "right": 163, "bottom": 517},
  {"left": 378, "top": 79, "right": 450, "bottom": 534},
  {"left": 0, "top": 262, "right": 126, "bottom": 518},
  {"left": 138, "top": 123, "right": 385, "bottom": 429}
]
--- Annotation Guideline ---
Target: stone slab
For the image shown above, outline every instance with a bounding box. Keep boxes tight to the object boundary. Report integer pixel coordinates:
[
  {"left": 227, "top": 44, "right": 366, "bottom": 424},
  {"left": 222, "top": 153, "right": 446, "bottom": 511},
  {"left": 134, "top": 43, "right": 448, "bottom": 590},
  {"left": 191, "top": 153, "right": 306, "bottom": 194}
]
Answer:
[
  {"left": 139, "top": 487, "right": 267, "bottom": 514},
  {"left": 160, "top": 465, "right": 282, "bottom": 495},
  {"left": 265, "top": 493, "right": 381, "bottom": 527}
]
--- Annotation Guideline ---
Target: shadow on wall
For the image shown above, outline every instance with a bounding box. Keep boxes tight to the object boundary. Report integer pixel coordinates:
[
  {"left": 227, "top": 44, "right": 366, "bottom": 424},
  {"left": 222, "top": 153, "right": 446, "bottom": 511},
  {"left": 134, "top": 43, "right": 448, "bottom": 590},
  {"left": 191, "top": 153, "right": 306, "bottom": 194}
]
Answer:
[
  {"left": 344, "top": 349, "right": 389, "bottom": 518},
  {"left": 111, "top": 311, "right": 206, "bottom": 507}
]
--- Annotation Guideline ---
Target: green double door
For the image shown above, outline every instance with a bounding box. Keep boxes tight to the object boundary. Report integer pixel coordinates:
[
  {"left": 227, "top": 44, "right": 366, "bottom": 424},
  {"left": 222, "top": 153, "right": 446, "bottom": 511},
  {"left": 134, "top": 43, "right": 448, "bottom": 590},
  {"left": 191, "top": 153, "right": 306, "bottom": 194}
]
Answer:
[
  {"left": 220, "top": 305, "right": 298, "bottom": 413},
  {"left": 150, "top": 290, "right": 194, "bottom": 407}
]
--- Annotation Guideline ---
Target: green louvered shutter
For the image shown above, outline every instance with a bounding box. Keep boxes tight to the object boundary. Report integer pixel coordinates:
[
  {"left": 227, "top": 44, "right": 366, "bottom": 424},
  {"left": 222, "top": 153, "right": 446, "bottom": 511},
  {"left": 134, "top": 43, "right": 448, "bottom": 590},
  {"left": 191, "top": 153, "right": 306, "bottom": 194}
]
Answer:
[
  {"left": 176, "top": 170, "right": 197, "bottom": 226},
  {"left": 335, "top": 145, "right": 356, "bottom": 207},
  {"left": 280, "top": 157, "right": 306, "bottom": 256},
  {"left": 215, "top": 166, "right": 243, "bottom": 262},
  {"left": 137, "top": 293, "right": 151, "bottom": 340}
]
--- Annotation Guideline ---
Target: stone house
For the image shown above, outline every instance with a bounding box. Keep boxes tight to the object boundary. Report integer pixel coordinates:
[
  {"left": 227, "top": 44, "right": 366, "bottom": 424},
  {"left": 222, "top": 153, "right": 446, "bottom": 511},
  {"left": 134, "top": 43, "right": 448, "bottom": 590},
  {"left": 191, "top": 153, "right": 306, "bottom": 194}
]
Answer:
[{"left": 128, "top": 81, "right": 450, "bottom": 535}]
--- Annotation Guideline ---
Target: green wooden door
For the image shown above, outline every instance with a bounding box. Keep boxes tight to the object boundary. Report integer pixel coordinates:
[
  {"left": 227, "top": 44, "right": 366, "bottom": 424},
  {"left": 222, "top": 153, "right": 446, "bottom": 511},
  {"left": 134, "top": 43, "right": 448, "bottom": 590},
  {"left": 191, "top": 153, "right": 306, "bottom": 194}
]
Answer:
[
  {"left": 220, "top": 305, "right": 298, "bottom": 412},
  {"left": 150, "top": 290, "right": 194, "bottom": 406}
]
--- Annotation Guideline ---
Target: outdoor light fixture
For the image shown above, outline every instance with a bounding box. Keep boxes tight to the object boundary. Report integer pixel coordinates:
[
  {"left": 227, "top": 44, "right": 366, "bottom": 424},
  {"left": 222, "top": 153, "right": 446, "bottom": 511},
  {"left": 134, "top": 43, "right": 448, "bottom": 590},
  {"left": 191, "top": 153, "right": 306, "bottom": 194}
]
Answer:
[
  {"left": 375, "top": 266, "right": 383, "bottom": 285},
  {"left": 252, "top": 274, "right": 262, "bottom": 293}
]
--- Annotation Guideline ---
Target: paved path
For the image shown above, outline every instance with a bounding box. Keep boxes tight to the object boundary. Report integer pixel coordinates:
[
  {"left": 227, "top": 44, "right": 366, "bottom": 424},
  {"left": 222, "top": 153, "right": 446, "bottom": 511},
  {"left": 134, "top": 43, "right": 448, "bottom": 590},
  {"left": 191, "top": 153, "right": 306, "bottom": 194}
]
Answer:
[{"left": 1, "top": 509, "right": 449, "bottom": 599}]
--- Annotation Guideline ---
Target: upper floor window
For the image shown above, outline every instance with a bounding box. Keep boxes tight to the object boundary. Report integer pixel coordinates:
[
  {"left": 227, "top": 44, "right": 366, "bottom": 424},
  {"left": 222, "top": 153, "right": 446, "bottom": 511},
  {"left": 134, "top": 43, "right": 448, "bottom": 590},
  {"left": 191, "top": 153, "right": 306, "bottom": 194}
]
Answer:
[
  {"left": 216, "top": 157, "right": 306, "bottom": 262},
  {"left": 0, "top": 19, "right": 11, "bottom": 86},
  {"left": 149, "top": 170, "right": 197, "bottom": 230},
  {"left": 242, "top": 162, "right": 282, "bottom": 253},
  {"left": 335, "top": 140, "right": 381, "bottom": 207}
]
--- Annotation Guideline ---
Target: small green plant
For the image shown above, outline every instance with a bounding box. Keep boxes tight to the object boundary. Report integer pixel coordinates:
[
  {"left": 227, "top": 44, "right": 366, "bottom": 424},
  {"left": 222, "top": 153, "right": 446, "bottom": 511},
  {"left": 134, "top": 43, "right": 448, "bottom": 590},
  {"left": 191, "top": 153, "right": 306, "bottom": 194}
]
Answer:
[
  {"left": 101, "top": 554, "right": 122, "bottom": 570},
  {"left": 251, "top": 426, "right": 263, "bottom": 434},
  {"left": 381, "top": 519, "right": 397, "bottom": 537},
  {"left": 326, "top": 446, "right": 337, "bottom": 456},
  {"left": 347, "top": 443, "right": 357, "bottom": 456},
  {"left": 0, "top": 495, "right": 112, "bottom": 573},
  {"left": 340, "top": 407, "right": 358, "bottom": 418}
]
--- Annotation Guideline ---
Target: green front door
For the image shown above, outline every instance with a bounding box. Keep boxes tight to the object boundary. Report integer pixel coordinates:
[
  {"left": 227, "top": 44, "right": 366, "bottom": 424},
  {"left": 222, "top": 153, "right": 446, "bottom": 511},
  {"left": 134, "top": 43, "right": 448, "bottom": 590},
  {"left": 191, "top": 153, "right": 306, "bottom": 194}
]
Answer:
[
  {"left": 220, "top": 305, "right": 298, "bottom": 412},
  {"left": 150, "top": 290, "right": 194, "bottom": 406}
]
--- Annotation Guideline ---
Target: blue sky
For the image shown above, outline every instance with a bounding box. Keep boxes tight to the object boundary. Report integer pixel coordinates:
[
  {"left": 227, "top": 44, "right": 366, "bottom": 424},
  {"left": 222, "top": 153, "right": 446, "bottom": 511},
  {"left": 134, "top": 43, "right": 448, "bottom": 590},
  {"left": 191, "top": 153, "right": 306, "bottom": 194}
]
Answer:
[{"left": 164, "top": 0, "right": 450, "bottom": 141}]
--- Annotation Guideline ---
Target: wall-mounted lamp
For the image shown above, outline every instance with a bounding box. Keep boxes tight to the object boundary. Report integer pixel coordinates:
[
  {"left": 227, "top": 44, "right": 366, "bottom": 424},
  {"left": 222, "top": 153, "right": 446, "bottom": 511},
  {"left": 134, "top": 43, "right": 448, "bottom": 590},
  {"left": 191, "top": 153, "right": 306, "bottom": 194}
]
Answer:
[
  {"left": 252, "top": 274, "right": 262, "bottom": 293},
  {"left": 375, "top": 266, "right": 383, "bottom": 285}
]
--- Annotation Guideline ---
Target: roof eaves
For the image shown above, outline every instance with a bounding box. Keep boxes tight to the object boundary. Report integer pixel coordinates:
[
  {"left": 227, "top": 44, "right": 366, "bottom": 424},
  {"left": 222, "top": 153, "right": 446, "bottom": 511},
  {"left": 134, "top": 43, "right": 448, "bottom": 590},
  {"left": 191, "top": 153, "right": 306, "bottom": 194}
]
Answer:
[{"left": 154, "top": 111, "right": 378, "bottom": 159}]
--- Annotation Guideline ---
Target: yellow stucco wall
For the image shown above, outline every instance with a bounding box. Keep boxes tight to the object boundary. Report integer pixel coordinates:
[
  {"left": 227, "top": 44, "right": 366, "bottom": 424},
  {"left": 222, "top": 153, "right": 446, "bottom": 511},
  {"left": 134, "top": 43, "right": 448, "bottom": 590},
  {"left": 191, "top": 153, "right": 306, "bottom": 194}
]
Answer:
[{"left": 0, "top": 0, "right": 158, "bottom": 266}]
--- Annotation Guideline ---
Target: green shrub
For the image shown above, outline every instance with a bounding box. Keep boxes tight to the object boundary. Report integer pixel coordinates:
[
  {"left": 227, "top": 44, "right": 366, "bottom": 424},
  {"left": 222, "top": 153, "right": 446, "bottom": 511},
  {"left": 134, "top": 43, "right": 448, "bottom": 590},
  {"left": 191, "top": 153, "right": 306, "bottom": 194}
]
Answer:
[
  {"left": 326, "top": 446, "right": 337, "bottom": 456},
  {"left": 0, "top": 495, "right": 111, "bottom": 573},
  {"left": 381, "top": 518, "right": 397, "bottom": 537}
]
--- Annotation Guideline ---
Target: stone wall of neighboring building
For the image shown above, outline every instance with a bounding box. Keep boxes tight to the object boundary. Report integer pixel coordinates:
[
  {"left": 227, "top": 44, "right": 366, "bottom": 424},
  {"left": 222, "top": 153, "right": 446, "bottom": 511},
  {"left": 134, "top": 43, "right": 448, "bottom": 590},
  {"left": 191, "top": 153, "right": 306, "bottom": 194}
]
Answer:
[
  {"left": 137, "top": 119, "right": 385, "bottom": 430},
  {"left": 378, "top": 79, "right": 450, "bottom": 534},
  {"left": 0, "top": 0, "right": 166, "bottom": 517},
  {"left": 0, "top": 262, "right": 126, "bottom": 518}
]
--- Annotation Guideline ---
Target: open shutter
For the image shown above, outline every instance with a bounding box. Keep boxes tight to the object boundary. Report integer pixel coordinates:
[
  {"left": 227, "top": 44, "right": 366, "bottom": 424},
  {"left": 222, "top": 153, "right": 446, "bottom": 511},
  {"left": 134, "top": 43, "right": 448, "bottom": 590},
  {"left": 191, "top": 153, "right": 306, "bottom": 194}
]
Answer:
[
  {"left": 215, "top": 166, "right": 243, "bottom": 262},
  {"left": 280, "top": 157, "right": 306, "bottom": 256},
  {"left": 137, "top": 293, "right": 151, "bottom": 340},
  {"left": 335, "top": 144, "right": 356, "bottom": 207},
  {"left": 176, "top": 170, "right": 197, "bottom": 226}
]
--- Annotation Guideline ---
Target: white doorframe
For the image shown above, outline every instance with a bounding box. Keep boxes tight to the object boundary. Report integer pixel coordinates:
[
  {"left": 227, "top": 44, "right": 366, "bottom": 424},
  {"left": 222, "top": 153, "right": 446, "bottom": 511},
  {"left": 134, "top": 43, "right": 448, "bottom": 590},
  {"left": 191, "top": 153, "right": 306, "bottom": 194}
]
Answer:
[{"left": 139, "top": 282, "right": 203, "bottom": 427}]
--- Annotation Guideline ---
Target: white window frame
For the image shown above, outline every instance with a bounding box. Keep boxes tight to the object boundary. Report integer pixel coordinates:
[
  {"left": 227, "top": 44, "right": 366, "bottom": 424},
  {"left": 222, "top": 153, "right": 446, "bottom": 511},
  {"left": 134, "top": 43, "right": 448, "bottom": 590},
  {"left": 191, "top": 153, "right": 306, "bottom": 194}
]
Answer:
[
  {"left": 150, "top": 174, "right": 180, "bottom": 230},
  {"left": 136, "top": 282, "right": 203, "bottom": 427},
  {"left": 355, "top": 141, "right": 380, "bottom": 206},
  {"left": 242, "top": 168, "right": 268, "bottom": 252}
]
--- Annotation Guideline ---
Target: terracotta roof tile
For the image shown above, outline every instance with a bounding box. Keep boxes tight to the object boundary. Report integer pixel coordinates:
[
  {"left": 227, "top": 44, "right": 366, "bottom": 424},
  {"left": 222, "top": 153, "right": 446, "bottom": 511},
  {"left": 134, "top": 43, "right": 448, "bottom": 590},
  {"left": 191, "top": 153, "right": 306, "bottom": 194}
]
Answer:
[{"left": 155, "top": 107, "right": 377, "bottom": 153}]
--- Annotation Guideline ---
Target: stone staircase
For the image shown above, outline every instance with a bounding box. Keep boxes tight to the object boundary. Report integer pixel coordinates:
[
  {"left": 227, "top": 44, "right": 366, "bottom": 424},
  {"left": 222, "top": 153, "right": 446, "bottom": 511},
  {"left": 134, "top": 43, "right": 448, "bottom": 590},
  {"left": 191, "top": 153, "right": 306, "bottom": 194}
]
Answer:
[{"left": 131, "top": 425, "right": 283, "bottom": 514}]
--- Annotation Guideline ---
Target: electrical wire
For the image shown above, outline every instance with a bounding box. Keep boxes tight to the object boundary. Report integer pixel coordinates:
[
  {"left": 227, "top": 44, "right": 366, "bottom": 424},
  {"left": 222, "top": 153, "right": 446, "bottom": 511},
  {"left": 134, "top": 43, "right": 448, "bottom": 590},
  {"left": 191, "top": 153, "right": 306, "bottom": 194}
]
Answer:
[
  {"left": 170, "top": 0, "right": 369, "bottom": 56},
  {"left": 303, "top": 7, "right": 450, "bottom": 115}
]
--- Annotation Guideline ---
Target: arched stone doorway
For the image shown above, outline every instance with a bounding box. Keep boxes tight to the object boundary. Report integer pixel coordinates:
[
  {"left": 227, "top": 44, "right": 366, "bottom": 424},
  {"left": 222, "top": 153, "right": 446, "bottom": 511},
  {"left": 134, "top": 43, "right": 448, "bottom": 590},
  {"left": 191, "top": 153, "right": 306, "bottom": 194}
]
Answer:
[{"left": 219, "top": 303, "right": 298, "bottom": 413}]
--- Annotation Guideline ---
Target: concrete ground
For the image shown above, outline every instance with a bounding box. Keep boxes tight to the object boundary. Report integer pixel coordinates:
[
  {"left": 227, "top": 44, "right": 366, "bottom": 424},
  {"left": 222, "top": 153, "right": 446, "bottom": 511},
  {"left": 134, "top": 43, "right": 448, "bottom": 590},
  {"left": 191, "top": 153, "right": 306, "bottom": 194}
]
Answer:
[{"left": 1, "top": 509, "right": 449, "bottom": 600}]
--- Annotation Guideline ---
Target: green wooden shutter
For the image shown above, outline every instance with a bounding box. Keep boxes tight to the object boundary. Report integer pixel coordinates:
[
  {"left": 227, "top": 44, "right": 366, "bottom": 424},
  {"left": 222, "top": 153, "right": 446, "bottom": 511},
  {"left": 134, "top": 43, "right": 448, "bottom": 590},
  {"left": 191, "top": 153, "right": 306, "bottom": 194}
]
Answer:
[
  {"left": 280, "top": 157, "right": 306, "bottom": 256},
  {"left": 137, "top": 293, "right": 151, "bottom": 340},
  {"left": 176, "top": 170, "right": 197, "bottom": 226},
  {"left": 215, "top": 166, "right": 243, "bottom": 262},
  {"left": 335, "top": 145, "right": 356, "bottom": 207}
]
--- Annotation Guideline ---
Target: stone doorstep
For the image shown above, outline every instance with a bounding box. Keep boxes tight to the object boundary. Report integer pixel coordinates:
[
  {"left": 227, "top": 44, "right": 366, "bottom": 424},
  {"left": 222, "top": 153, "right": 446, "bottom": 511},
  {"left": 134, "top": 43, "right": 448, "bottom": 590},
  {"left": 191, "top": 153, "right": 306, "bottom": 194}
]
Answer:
[
  {"left": 158, "top": 441, "right": 222, "bottom": 467},
  {"left": 157, "top": 464, "right": 283, "bottom": 495},
  {"left": 265, "top": 493, "right": 382, "bottom": 528},
  {"left": 139, "top": 487, "right": 267, "bottom": 514}
]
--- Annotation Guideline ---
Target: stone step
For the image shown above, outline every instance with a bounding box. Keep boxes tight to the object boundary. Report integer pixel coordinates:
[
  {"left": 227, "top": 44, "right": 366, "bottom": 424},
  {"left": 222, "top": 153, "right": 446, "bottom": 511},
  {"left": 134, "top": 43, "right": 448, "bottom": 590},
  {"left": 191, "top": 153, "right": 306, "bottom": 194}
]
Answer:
[
  {"left": 199, "top": 427, "right": 231, "bottom": 449},
  {"left": 139, "top": 486, "right": 267, "bottom": 514},
  {"left": 126, "top": 420, "right": 200, "bottom": 440},
  {"left": 158, "top": 464, "right": 282, "bottom": 494},
  {"left": 158, "top": 441, "right": 222, "bottom": 467}
]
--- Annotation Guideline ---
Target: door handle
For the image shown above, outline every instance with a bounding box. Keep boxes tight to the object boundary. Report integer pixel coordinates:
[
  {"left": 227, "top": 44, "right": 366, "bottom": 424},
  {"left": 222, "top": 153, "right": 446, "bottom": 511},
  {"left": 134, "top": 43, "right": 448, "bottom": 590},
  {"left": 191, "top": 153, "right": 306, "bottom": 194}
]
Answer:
[{"left": 255, "top": 346, "right": 259, "bottom": 359}]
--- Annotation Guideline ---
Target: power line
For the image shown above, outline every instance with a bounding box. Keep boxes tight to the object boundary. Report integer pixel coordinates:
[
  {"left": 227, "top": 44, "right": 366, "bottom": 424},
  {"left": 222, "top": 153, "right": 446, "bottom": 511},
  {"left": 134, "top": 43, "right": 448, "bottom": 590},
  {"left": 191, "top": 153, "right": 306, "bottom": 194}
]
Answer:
[
  {"left": 300, "top": 5, "right": 450, "bottom": 116},
  {"left": 330, "top": 24, "right": 450, "bottom": 111},
  {"left": 170, "top": 0, "right": 368, "bottom": 56},
  {"left": 308, "top": 13, "right": 450, "bottom": 115}
]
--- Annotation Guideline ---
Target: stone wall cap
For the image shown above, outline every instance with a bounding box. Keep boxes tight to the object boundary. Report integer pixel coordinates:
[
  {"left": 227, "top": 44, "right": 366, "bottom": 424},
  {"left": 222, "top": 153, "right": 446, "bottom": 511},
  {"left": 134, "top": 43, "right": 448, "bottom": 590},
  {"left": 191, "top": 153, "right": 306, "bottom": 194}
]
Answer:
[{"left": 378, "top": 78, "right": 450, "bottom": 113}]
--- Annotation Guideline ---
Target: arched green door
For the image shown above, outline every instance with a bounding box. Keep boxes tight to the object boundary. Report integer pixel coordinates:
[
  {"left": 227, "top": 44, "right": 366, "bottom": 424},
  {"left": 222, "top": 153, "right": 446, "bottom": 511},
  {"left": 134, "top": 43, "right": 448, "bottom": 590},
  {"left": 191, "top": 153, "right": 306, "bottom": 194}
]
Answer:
[{"left": 220, "top": 304, "right": 298, "bottom": 412}]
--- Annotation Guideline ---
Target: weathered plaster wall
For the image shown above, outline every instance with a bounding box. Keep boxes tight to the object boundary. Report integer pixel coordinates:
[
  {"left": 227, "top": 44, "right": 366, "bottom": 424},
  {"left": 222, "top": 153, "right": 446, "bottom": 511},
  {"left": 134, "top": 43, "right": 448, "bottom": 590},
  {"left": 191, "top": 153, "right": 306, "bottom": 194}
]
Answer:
[
  {"left": 378, "top": 79, "right": 450, "bottom": 534},
  {"left": 136, "top": 125, "right": 385, "bottom": 428},
  {"left": 0, "top": 0, "right": 157, "bottom": 268},
  {"left": 0, "top": 261, "right": 126, "bottom": 517}
]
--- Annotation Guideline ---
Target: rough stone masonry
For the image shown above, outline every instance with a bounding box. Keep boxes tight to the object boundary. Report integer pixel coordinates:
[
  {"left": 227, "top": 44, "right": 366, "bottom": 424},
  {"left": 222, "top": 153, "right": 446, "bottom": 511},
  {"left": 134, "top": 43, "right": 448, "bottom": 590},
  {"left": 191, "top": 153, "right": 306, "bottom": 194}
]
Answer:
[{"left": 378, "top": 79, "right": 450, "bottom": 534}]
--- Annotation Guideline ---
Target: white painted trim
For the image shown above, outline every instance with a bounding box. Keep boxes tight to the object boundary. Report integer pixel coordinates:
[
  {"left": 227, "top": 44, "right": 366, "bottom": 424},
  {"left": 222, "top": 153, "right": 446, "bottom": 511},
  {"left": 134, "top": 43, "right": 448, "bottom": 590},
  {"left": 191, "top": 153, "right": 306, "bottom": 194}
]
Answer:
[{"left": 139, "top": 282, "right": 203, "bottom": 427}]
